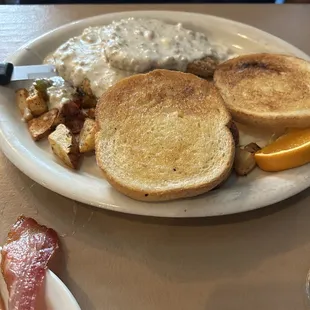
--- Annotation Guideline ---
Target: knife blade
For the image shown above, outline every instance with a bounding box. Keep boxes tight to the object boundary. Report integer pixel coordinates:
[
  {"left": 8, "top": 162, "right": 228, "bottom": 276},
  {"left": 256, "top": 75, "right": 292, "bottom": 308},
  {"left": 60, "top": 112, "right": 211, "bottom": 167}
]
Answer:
[{"left": 0, "top": 62, "right": 58, "bottom": 85}]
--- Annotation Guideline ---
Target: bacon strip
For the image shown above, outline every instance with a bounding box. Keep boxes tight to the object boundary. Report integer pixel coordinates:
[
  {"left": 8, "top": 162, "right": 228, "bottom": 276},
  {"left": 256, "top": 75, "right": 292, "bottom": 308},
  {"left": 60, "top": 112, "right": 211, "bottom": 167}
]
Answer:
[
  {"left": 1, "top": 216, "right": 59, "bottom": 310},
  {"left": 0, "top": 294, "right": 5, "bottom": 310}
]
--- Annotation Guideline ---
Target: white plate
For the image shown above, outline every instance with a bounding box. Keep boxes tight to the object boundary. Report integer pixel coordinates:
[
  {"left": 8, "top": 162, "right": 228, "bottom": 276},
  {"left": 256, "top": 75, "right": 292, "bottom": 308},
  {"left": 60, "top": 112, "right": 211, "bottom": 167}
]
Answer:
[
  {"left": 0, "top": 265, "right": 80, "bottom": 310},
  {"left": 46, "top": 270, "right": 81, "bottom": 310},
  {"left": 0, "top": 11, "right": 310, "bottom": 218}
]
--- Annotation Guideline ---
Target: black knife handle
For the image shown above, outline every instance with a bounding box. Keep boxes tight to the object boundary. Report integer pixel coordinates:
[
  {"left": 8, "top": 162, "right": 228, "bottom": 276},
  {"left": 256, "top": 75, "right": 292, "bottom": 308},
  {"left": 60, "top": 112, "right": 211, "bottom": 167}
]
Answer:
[{"left": 0, "top": 62, "right": 14, "bottom": 86}]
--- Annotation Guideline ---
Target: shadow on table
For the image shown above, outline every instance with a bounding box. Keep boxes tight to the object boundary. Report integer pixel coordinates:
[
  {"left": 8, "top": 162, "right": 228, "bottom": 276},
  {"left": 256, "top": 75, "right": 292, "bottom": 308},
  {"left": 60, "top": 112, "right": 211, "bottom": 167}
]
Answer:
[
  {"left": 49, "top": 240, "right": 97, "bottom": 310},
  {"left": 204, "top": 282, "right": 307, "bottom": 310},
  {"left": 12, "top": 165, "right": 310, "bottom": 309}
]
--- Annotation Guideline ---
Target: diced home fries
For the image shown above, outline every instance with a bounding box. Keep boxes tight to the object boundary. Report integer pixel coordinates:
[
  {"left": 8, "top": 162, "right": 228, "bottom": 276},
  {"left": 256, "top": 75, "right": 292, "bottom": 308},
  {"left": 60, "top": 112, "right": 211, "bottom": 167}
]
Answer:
[
  {"left": 86, "top": 108, "right": 96, "bottom": 119},
  {"left": 78, "top": 79, "right": 97, "bottom": 108},
  {"left": 15, "top": 88, "right": 33, "bottom": 121},
  {"left": 26, "top": 89, "right": 48, "bottom": 116},
  {"left": 28, "top": 108, "right": 59, "bottom": 141},
  {"left": 48, "top": 124, "right": 80, "bottom": 169},
  {"left": 15, "top": 77, "right": 97, "bottom": 170},
  {"left": 79, "top": 118, "right": 96, "bottom": 153}
]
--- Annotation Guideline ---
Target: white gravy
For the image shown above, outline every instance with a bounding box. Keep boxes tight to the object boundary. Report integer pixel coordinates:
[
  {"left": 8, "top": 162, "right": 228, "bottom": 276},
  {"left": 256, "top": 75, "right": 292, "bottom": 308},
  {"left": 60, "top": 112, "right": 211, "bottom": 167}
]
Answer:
[
  {"left": 46, "top": 76, "right": 76, "bottom": 109},
  {"left": 44, "top": 18, "right": 235, "bottom": 98},
  {"left": 102, "top": 18, "right": 212, "bottom": 72}
]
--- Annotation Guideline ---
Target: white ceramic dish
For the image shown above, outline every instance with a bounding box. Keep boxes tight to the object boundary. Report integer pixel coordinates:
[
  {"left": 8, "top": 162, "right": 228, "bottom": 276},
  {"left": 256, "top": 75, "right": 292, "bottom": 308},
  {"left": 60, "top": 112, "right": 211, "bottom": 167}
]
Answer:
[
  {"left": 0, "top": 11, "right": 310, "bottom": 218},
  {"left": 46, "top": 270, "right": 81, "bottom": 310},
  {"left": 0, "top": 262, "right": 80, "bottom": 310}
]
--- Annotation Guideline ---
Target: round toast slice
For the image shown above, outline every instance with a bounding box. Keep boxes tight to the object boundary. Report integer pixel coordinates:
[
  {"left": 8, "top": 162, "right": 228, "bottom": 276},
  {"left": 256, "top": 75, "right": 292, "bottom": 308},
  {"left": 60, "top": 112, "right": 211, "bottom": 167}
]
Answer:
[
  {"left": 95, "top": 69, "right": 235, "bottom": 201},
  {"left": 214, "top": 53, "right": 310, "bottom": 129}
]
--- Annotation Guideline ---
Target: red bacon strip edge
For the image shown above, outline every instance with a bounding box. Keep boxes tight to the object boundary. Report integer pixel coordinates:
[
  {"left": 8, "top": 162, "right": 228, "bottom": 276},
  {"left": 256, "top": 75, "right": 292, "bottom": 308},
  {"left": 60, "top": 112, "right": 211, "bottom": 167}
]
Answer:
[
  {"left": 0, "top": 294, "right": 5, "bottom": 310},
  {"left": 1, "top": 216, "right": 59, "bottom": 310}
]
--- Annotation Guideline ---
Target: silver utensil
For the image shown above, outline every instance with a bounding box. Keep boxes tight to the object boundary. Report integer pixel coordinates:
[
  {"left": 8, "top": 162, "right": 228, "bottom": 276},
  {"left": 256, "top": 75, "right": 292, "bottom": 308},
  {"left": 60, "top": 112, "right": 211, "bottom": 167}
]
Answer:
[{"left": 0, "top": 62, "right": 57, "bottom": 85}]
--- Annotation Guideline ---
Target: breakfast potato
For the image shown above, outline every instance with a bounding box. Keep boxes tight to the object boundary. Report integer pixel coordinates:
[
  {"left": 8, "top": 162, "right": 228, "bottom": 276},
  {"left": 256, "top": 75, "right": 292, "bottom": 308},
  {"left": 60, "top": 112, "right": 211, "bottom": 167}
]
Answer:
[
  {"left": 80, "top": 78, "right": 93, "bottom": 96},
  {"left": 244, "top": 142, "right": 261, "bottom": 154},
  {"left": 28, "top": 108, "right": 59, "bottom": 141},
  {"left": 61, "top": 101, "right": 85, "bottom": 134},
  {"left": 79, "top": 118, "right": 96, "bottom": 153},
  {"left": 234, "top": 147, "right": 256, "bottom": 176},
  {"left": 53, "top": 110, "right": 65, "bottom": 127},
  {"left": 85, "top": 108, "right": 96, "bottom": 119},
  {"left": 81, "top": 95, "right": 97, "bottom": 109},
  {"left": 22, "top": 108, "right": 33, "bottom": 122},
  {"left": 15, "top": 88, "right": 33, "bottom": 121},
  {"left": 79, "top": 79, "right": 97, "bottom": 108},
  {"left": 26, "top": 89, "right": 48, "bottom": 116},
  {"left": 48, "top": 124, "right": 80, "bottom": 169}
]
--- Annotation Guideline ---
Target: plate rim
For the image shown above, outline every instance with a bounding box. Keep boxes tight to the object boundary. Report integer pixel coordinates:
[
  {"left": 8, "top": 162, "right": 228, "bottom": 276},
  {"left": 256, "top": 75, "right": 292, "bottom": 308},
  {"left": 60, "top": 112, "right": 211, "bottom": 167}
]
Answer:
[
  {"left": 0, "top": 259, "right": 80, "bottom": 309},
  {"left": 7, "top": 10, "right": 310, "bottom": 60},
  {"left": 1, "top": 10, "right": 310, "bottom": 218},
  {"left": 47, "top": 270, "right": 81, "bottom": 310}
]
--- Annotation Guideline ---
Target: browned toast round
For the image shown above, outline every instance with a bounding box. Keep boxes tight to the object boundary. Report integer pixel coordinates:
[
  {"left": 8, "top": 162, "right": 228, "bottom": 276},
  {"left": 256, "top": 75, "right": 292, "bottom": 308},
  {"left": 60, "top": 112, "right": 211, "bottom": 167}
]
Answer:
[
  {"left": 214, "top": 53, "right": 310, "bottom": 129},
  {"left": 95, "top": 69, "right": 235, "bottom": 201}
]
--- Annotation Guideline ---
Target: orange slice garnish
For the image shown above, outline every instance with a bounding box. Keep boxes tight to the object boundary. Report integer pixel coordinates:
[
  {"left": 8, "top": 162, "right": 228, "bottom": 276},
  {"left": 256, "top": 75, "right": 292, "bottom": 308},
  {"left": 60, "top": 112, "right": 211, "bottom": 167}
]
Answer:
[{"left": 255, "top": 128, "right": 310, "bottom": 172}]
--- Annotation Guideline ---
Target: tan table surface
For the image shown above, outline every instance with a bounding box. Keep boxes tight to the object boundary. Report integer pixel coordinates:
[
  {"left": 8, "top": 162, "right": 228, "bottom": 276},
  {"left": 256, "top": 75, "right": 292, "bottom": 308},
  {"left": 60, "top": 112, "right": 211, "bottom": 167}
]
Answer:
[{"left": 1, "top": 4, "right": 310, "bottom": 310}]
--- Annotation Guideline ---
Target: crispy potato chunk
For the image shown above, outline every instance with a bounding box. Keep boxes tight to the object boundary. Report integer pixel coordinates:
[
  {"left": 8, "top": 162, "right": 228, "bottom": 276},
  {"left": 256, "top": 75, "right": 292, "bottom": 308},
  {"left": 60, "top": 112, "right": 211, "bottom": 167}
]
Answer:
[
  {"left": 53, "top": 110, "right": 65, "bottom": 127},
  {"left": 61, "top": 102, "right": 85, "bottom": 134},
  {"left": 234, "top": 147, "right": 256, "bottom": 176},
  {"left": 22, "top": 108, "right": 33, "bottom": 122},
  {"left": 244, "top": 142, "right": 261, "bottom": 153},
  {"left": 78, "top": 79, "right": 97, "bottom": 108},
  {"left": 80, "top": 78, "right": 93, "bottom": 96},
  {"left": 16, "top": 88, "right": 33, "bottom": 122},
  {"left": 81, "top": 95, "right": 97, "bottom": 109},
  {"left": 48, "top": 124, "right": 80, "bottom": 169},
  {"left": 85, "top": 108, "right": 96, "bottom": 120},
  {"left": 26, "top": 89, "right": 48, "bottom": 116},
  {"left": 79, "top": 118, "right": 96, "bottom": 153},
  {"left": 28, "top": 108, "right": 59, "bottom": 141}
]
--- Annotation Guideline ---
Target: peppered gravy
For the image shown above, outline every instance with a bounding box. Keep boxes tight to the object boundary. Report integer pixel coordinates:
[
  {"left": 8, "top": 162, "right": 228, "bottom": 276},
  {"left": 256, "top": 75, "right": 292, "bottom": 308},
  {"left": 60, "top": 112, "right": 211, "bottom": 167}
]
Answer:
[
  {"left": 44, "top": 18, "right": 235, "bottom": 98},
  {"left": 46, "top": 77, "right": 76, "bottom": 109}
]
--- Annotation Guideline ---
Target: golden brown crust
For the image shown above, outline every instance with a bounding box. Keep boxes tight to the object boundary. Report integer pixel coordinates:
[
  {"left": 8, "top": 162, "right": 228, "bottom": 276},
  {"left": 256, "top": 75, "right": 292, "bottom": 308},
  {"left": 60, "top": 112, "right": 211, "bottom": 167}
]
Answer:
[
  {"left": 229, "top": 121, "right": 239, "bottom": 146},
  {"left": 28, "top": 108, "right": 58, "bottom": 141},
  {"left": 99, "top": 168, "right": 233, "bottom": 202},
  {"left": 96, "top": 69, "right": 231, "bottom": 124},
  {"left": 95, "top": 69, "right": 235, "bottom": 202},
  {"left": 214, "top": 53, "right": 310, "bottom": 129}
]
